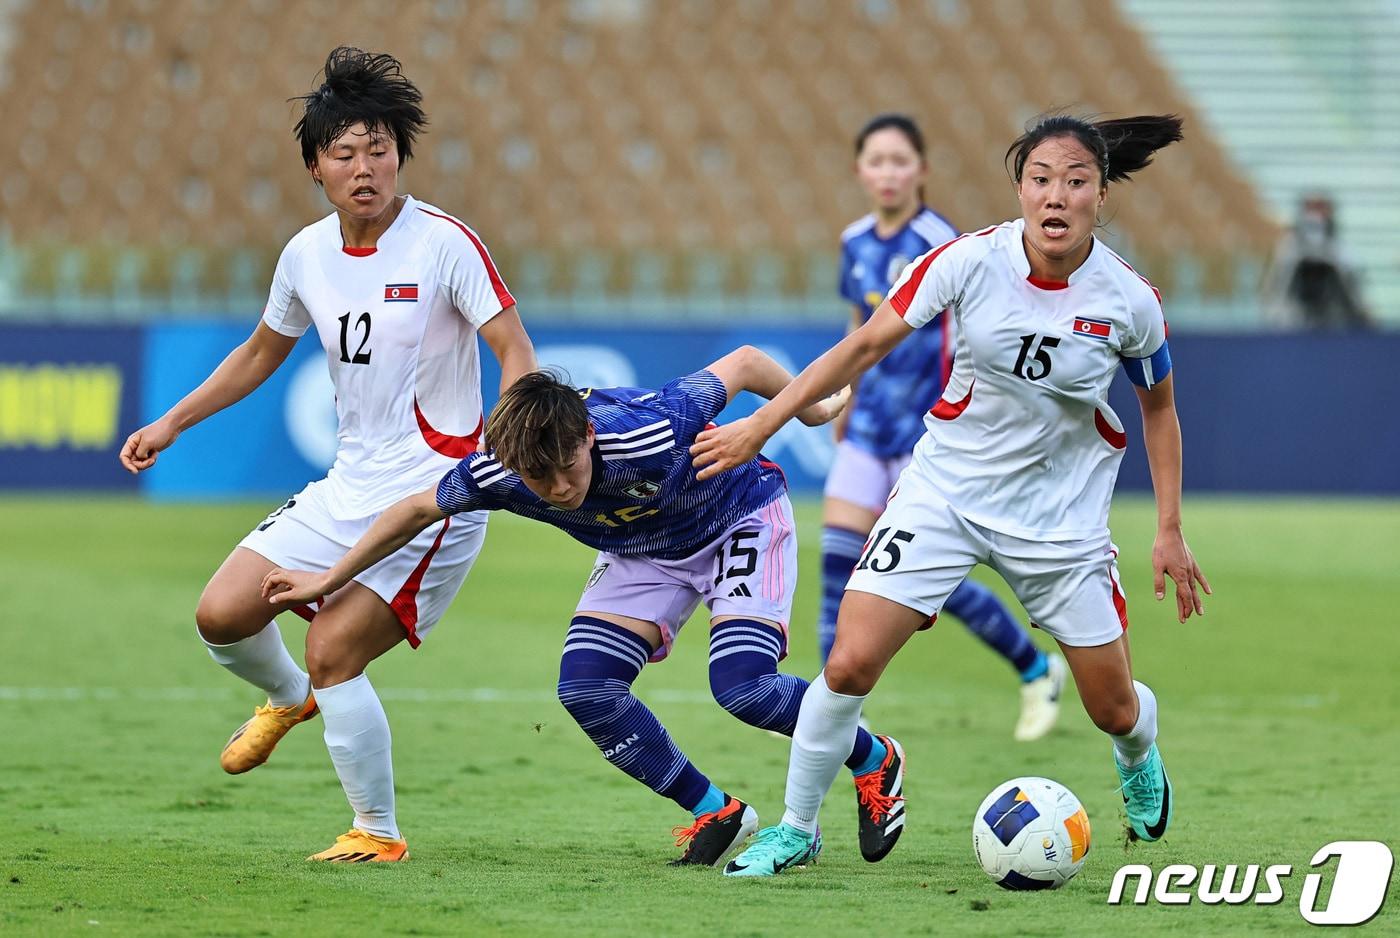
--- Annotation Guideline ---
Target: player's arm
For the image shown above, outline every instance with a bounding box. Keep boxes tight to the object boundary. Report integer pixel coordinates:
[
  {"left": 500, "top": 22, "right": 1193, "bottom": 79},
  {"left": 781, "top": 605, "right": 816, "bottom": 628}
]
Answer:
[
  {"left": 690, "top": 302, "right": 912, "bottom": 479},
  {"left": 479, "top": 305, "right": 538, "bottom": 392},
  {"left": 260, "top": 488, "right": 447, "bottom": 604},
  {"left": 830, "top": 305, "right": 865, "bottom": 442},
  {"left": 119, "top": 322, "right": 298, "bottom": 473},
  {"left": 1134, "top": 374, "right": 1211, "bottom": 623},
  {"left": 703, "top": 345, "right": 851, "bottom": 428}
]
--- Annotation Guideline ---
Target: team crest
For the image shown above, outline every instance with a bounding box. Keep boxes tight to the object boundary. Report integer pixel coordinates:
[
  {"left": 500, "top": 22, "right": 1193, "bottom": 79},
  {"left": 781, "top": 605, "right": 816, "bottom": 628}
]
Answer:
[
  {"left": 624, "top": 480, "right": 661, "bottom": 499},
  {"left": 585, "top": 562, "right": 610, "bottom": 590}
]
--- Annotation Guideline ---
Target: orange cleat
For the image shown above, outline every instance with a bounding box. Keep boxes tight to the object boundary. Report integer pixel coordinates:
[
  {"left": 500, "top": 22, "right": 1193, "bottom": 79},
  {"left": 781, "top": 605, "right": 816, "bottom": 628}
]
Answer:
[
  {"left": 219, "top": 694, "right": 318, "bottom": 774},
  {"left": 308, "top": 829, "right": 410, "bottom": 863}
]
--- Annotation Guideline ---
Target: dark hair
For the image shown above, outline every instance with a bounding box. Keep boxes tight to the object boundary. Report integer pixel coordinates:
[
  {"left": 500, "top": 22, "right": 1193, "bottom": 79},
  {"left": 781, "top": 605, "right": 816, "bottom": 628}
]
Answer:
[
  {"left": 854, "top": 113, "right": 926, "bottom": 159},
  {"left": 484, "top": 371, "right": 590, "bottom": 479},
  {"left": 1005, "top": 114, "right": 1183, "bottom": 186},
  {"left": 292, "top": 47, "right": 427, "bottom": 171}
]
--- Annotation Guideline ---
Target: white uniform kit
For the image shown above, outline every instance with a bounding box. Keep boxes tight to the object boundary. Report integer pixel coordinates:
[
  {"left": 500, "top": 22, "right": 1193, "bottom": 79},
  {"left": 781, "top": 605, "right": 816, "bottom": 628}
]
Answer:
[
  {"left": 845, "top": 220, "right": 1172, "bottom": 646},
  {"left": 241, "top": 195, "right": 513, "bottom": 644}
]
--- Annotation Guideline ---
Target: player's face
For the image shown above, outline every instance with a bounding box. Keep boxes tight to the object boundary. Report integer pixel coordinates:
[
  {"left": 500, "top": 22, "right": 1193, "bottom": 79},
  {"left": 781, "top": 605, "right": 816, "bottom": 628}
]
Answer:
[
  {"left": 1015, "top": 136, "right": 1105, "bottom": 268},
  {"left": 855, "top": 129, "right": 926, "bottom": 213},
  {"left": 311, "top": 122, "right": 400, "bottom": 221},
  {"left": 519, "top": 432, "right": 595, "bottom": 510}
]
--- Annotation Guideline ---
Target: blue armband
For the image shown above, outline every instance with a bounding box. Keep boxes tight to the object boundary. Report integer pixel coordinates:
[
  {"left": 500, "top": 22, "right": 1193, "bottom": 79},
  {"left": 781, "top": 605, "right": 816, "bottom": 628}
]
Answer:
[{"left": 1121, "top": 341, "right": 1172, "bottom": 389}]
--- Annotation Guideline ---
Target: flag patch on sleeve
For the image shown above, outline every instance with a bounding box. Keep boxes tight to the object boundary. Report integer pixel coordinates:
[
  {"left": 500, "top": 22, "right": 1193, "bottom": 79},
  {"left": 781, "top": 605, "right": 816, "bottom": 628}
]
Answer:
[
  {"left": 1072, "top": 317, "right": 1111, "bottom": 340},
  {"left": 385, "top": 283, "right": 418, "bottom": 302}
]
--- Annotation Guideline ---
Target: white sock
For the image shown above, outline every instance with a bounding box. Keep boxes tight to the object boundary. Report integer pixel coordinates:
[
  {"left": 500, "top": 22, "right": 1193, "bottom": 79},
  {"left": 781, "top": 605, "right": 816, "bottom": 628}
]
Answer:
[
  {"left": 315, "top": 673, "right": 399, "bottom": 840},
  {"left": 780, "top": 672, "right": 867, "bottom": 834},
  {"left": 1112, "top": 680, "right": 1159, "bottom": 768},
  {"left": 201, "top": 622, "right": 310, "bottom": 708}
]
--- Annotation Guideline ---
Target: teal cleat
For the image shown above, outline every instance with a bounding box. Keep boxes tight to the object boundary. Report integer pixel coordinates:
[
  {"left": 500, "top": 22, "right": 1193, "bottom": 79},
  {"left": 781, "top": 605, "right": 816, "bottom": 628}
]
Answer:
[
  {"left": 1116, "top": 743, "right": 1173, "bottom": 842},
  {"left": 722, "top": 823, "right": 822, "bottom": 878}
]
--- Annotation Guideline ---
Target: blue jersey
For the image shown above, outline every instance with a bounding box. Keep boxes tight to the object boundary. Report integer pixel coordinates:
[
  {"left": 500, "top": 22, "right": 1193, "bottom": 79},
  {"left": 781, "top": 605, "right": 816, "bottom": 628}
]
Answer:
[
  {"left": 839, "top": 207, "right": 959, "bottom": 458},
  {"left": 435, "top": 371, "right": 786, "bottom": 561}
]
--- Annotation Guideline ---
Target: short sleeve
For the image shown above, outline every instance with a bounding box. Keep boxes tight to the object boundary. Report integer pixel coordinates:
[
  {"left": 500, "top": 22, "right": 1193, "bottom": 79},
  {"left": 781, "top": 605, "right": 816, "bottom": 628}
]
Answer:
[
  {"left": 885, "top": 235, "right": 968, "bottom": 328},
  {"left": 658, "top": 370, "right": 729, "bottom": 445},
  {"left": 261, "top": 241, "right": 311, "bottom": 337},
  {"left": 838, "top": 240, "right": 862, "bottom": 306},
  {"left": 434, "top": 216, "right": 517, "bottom": 329},
  {"left": 435, "top": 461, "right": 485, "bottom": 515},
  {"left": 1119, "top": 283, "right": 1172, "bottom": 389}
]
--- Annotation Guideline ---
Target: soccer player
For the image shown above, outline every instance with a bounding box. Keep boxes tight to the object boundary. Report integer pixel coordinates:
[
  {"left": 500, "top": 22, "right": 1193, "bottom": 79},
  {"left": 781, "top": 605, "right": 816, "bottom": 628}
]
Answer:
[
  {"left": 118, "top": 48, "right": 537, "bottom": 862},
  {"left": 827, "top": 114, "right": 1063, "bottom": 740},
  {"left": 261, "top": 349, "right": 902, "bottom": 867},
  {"left": 692, "top": 115, "right": 1212, "bottom": 876}
]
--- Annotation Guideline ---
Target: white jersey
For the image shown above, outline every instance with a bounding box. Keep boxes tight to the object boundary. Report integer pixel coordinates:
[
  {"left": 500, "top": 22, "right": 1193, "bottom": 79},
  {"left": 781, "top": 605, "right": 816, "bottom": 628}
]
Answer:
[
  {"left": 887, "top": 219, "right": 1169, "bottom": 540},
  {"left": 262, "top": 195, "right": 514, "bottom": 520}
]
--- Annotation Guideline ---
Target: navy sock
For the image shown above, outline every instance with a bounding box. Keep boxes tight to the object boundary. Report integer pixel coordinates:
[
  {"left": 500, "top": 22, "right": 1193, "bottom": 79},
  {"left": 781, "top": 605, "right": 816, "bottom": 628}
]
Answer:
[
  {"left": 945, "top": 579, "right": 1043, "bottom": 678},
  {"left": 557, "top": 616, "right": 710, "bottom": 811},
  {"left": 818, "top": 526, "right": 866, "bottom": 666},
  {"left": 708, "top": 618, "right": 879, "bottom": 776}
]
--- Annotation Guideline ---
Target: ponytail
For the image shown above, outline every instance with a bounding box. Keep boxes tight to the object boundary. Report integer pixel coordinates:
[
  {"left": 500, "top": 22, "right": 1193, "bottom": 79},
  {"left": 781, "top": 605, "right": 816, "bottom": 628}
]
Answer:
[{"left": 1005, "top": 113, "right": 1183, "bottom": 185}]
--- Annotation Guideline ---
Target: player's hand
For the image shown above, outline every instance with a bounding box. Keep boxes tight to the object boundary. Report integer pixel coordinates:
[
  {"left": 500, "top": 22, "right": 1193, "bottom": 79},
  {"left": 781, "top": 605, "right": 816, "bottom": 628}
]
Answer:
[
  {"left": 119, "top": 417, "right": 180, "bottom": 473},
  {"left": 797, "top": 386, "right": 852, "bottom": 428},
  {"left": 1152, "top": 527, "right": 1211, "bottom": 623},
  {"left": 690, "top": 416, "right": 770, "bottom": 481},
  {"left": 261, "top": 568, "right": 333, "bottom": 606}
]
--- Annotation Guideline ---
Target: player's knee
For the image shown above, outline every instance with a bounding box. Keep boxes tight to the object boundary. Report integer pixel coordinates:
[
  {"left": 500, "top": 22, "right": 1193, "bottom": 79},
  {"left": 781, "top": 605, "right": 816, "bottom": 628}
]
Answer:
[
  {"left": 304, "top": 631, "right": 358, "bottom": 688},
  {"left": 710, "top": 669, "right": 771, "bottom": 721},
  {"left": 556, "top": 674, "right": 626, "bottom": 731},
  {"left": 194, "top": 592, "right": 255, "bottom": 645},
  {"left": 823, "top": 651, "right": 877, "bottom": 696}
]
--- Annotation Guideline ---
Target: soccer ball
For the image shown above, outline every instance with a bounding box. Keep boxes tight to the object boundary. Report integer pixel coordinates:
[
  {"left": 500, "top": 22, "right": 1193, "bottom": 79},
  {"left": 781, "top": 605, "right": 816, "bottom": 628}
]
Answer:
[{"left": 972, "top": 776, "right": 1091, "bottom": 890}]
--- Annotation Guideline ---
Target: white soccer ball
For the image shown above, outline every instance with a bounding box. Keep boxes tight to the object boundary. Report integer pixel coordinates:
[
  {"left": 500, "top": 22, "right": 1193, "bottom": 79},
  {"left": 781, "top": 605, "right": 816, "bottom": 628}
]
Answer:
[{"left": 972, "top": 776, "right": 1091, "bottom": 890}]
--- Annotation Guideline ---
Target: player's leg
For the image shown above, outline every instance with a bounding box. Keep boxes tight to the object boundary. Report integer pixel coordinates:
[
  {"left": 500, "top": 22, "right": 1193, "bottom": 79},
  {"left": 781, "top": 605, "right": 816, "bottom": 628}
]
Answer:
[
  {"left": 817, "top": 441, "right": 888, "bottom": 666},
  {"left": 727, "top": 488, "right": 984, "bottom": 877},
  {"left": 1002, "top": 538, "right": 1171, "bottom": 842},
  {"left": 941, "top": 578, "right": 1063, "bottom": 741},
  {"left": 564, "top": 553, "right": 760, "bottom": 864},
  {"left": 300, "top": 583, "right": 411, "bottom": 861},
  {"left": 196, "top": 545, "right": 318, "bottom": 774}
]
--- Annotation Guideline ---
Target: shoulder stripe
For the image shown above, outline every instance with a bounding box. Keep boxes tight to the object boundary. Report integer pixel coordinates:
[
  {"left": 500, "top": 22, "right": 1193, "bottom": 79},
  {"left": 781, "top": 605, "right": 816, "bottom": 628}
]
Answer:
[
  {"left": 416, "top": 208, "right": 516, "bottom": 309},
  {"left": 600, "top": 441, "right": 673, "bottom": 461},
  {"left": 594, "top": 418, "right": 671, "bottom": 442},
  {"left": 889, "top": 234, "right": 967, "bottom": 317},
  {"left": 911, "top": 212, "right": 957, "bottom": 246},
  {"left": 596, "top": 429, "right": 673, "bottom": 453},
  {"left": 472, "top": 467, "right": 513, "bottom": 489},
  {"left": 841, "top": 214, "right": 877, "bottom": 242}
]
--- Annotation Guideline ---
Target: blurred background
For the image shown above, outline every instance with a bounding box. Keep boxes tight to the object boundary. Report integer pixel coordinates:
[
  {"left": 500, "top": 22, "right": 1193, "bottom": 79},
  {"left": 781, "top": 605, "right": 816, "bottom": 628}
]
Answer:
[{"left": 1, "top": 0, "right": 1396, "bottom": 498}]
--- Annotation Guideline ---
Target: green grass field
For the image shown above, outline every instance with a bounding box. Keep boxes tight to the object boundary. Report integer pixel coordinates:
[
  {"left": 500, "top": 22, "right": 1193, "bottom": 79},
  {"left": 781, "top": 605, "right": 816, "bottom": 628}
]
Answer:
[{"left": 1, "top": 495, "right": 1397, "bottom": 936}]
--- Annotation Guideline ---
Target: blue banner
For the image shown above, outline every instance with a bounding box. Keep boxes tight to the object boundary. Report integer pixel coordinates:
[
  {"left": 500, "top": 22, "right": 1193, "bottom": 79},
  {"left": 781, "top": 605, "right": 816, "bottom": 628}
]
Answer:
[{"left": 0, "top": 325, "right": 142, "bottom": 490}]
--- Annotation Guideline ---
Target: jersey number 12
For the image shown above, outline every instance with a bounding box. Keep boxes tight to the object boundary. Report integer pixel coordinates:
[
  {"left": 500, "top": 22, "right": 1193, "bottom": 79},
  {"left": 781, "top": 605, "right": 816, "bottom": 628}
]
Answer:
[{"left": 338, "top": 312, "right": 373, "bottom": 365}]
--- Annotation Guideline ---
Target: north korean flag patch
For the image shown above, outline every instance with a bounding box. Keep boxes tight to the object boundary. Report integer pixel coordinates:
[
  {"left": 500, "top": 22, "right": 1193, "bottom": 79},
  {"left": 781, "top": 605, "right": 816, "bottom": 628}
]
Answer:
[
  {"left": 1072, "top": 317, "right": 1111, "bottom": 340},
  {"left": 384, "top": 283, "right": 418, "bottom": 303}
]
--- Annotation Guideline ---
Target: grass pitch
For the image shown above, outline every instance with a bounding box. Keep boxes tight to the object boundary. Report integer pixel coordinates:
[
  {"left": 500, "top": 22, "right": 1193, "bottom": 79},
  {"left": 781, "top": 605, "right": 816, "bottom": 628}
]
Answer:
[{"left": 1, "top": 495, "right": 1396, "bottom": 936}]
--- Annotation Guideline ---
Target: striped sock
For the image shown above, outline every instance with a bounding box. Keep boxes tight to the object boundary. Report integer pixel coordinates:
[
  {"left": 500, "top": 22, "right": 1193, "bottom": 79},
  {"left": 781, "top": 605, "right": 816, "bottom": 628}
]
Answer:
[
  {"left": 818, "top": 526, "right": 867, "bottom": 666},
  {"left": 557, "top": 616, "right": 711, "bottom": 811}
]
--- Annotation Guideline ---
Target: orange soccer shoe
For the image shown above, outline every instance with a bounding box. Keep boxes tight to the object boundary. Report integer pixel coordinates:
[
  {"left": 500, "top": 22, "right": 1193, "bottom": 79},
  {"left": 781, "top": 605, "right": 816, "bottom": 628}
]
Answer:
[
  {"left": 309, "top": 829, "right": 410, "bottom": 863},
  {"left": 219, "top": 694, "right": 318, "bottom": 774}
]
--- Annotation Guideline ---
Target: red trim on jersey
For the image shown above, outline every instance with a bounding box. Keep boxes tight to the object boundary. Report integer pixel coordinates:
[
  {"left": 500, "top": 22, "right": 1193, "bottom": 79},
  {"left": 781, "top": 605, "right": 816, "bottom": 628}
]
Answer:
[
  {"left": 758, "top": 458, "right": 787, "bottom": 487},
  {"left": 342, "top": 246, "right": 377, "bottom": 257},
  {"left": 389, "top": 517, "right": 451, "bottom": 648},
  {"left": 1110, "top": 254, "right": 1163, "bottom": 308},
  {"left": 930, "top": 379, "right": 974, "bottom": 420},
  {"left": 1027, "top": 276, "right": 1069, "bottom": 291},
  {"left": 1094, "top": 409, "right": 1127, "bottom": 449},
  {"left": 414, "top": 402, "right": 483, "bottom": 458},
  {"left": 1109, "top": 561, "right": 1129, "bottom": 631},
  {"left": 890, "top": 235, "right": 965, "bottom": 317},
  {"left": 290, "top": 602, "right": 318, "bottom": 622},
  {"left": 416, "top": 208, "right": 516, "bottom": 309},
  {"left": 917, "top": 612, "right": 938, "bottom": 632}
]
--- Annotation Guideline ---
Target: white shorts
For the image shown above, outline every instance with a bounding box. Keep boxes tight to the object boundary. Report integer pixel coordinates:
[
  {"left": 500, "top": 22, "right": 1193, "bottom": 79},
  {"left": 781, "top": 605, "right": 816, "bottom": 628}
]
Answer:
[
  {"left": 575, "top": 495, "right": 799, "bottom": 663},
  {"left": 238, "top": 478, "right": 487, "bottom": 648},
  {"left": 823, "top": 440, "right": 911, "bottom": 514},
  {"left": 845, "top": 476, "right": 1128, "bottom": 648}
]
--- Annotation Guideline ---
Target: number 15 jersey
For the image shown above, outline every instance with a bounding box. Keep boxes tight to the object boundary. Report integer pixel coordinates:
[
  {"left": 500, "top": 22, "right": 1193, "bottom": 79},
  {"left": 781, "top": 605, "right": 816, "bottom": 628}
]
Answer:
[
  {"left": 261, "top": 195, "right": 515, "bottom": 520},
  {"left": 888, "top": 219, "right": 1171, "bottom": 541}
]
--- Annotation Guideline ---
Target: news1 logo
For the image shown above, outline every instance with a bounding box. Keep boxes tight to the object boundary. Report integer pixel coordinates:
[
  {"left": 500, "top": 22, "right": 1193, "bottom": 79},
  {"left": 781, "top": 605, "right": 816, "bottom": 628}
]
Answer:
[{"left": 1108, "top": 841, "right": 1393, "bottom": 926}]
